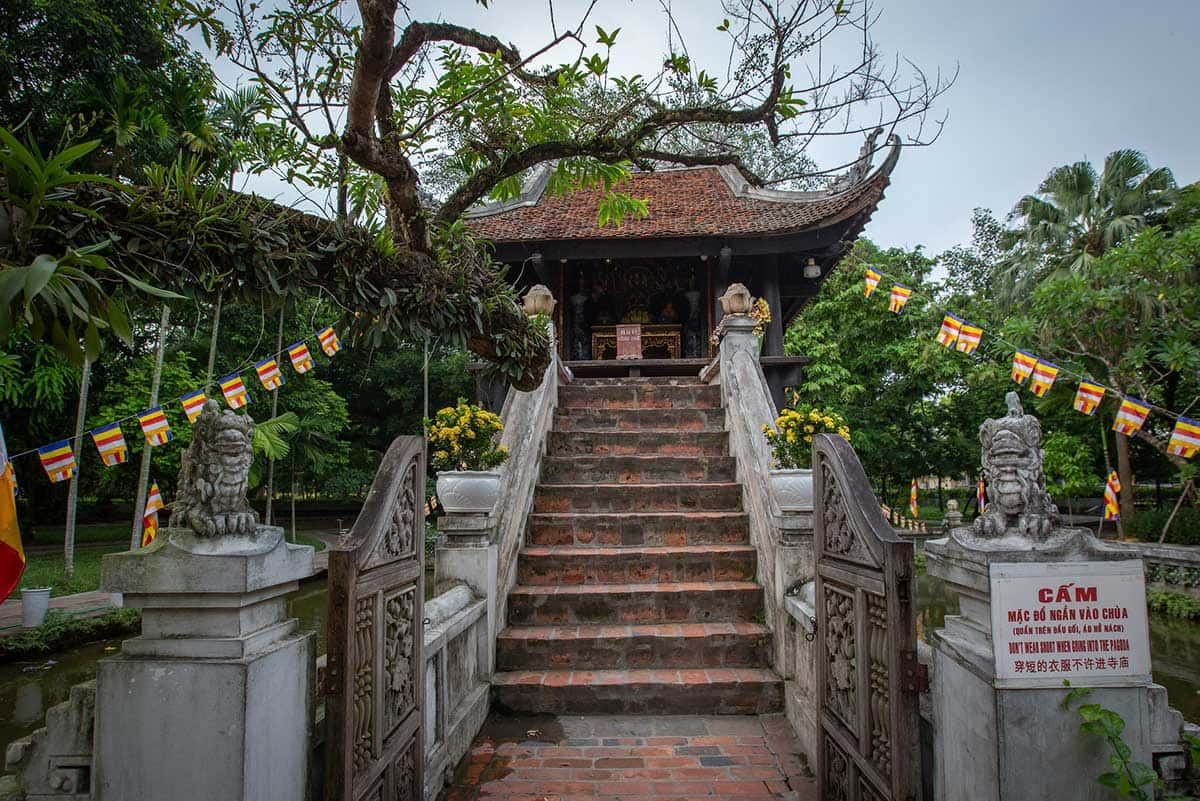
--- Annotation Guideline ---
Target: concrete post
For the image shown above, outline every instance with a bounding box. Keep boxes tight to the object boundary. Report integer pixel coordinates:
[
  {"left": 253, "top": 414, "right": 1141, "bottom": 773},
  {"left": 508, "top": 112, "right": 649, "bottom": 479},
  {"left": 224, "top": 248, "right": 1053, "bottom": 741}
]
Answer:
[
  {"left": 436, "top": 514, "right": 499, "bottom": 675},
  {"left": 94, "top": 527, "right": 314, "bottom": 801}
]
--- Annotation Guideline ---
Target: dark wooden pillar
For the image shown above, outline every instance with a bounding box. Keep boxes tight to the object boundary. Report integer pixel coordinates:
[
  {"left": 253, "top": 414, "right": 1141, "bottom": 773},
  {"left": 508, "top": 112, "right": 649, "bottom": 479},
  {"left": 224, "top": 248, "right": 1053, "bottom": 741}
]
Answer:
[
  {"left": 712, "top": 246, "right": 732, "bottom": 329},
  {"left": 761, "top": 254, "right": 784, "bottom": 357}
]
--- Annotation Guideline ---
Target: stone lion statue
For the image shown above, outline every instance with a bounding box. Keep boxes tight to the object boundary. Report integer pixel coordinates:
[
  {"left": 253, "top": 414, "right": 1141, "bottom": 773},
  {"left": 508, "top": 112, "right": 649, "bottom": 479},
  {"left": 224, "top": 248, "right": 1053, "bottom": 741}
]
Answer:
[
  {"left": 174, "top": 400, "right": 259, "bottom": 537},
  {"left": 973, "top": 392, "right": 1059, "bottom": 540}
]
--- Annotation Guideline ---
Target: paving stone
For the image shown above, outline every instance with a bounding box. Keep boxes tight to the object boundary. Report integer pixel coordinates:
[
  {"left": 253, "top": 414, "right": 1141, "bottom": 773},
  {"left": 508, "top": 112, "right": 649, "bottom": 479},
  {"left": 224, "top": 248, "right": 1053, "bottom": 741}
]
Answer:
[{"left": 438, "top": 714, "right": 816, "bottom": 801}]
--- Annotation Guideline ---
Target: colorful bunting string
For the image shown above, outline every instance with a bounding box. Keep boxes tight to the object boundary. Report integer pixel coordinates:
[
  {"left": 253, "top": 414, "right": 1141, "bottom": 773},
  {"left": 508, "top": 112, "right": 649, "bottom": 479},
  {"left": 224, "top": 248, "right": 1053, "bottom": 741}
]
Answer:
[
  {"left": 255, "top": 358, "right": 285, "bottom": 391},
  {"left": 90, "top": 423, "right": 128, "bottom": 466},
  {"left": 1074, "top": 382, "right": 1105, "bottom": 416},
  {"left": 220, "top": 373, "right": 250, "bottom": 409},
  {"left": 860, "top": 265, "right": 1199, "bottom": 459},
  {"left": 38, "top": 441, "right": 76, "bottom": 483},
  {"left": 864, "top": 268, "right": 882, "bottom": 298},
  {"left": 138, "top": 407, "right": 173, "bottom": 446},
  {"left": 1029, "top": 361, "right": 1059, "bottom": 398},
  {"left": 936, "top": 315, "right": 963, "bottom": 348},
  {"left": 8, "top": 324, "right": 343, "bottom": 485},
  {"left": 181, "top": 390, "right": 207, "bottom": 423},
  {"left": 888, "top": 284, "right": 912, "bottom": 314},
  {"left": 288, "top": 342, "right": 313, "bottom": 374},
  {"left": 1169, "top": 417, "right": 1200, "bottom": 459}
]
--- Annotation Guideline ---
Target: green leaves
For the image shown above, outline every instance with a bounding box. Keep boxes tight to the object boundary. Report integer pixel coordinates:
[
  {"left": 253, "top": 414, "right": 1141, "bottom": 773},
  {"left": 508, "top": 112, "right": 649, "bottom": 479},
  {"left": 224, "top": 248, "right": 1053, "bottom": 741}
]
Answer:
[{"left": 594, "top": 25, "right": 620, "bottom": 47}]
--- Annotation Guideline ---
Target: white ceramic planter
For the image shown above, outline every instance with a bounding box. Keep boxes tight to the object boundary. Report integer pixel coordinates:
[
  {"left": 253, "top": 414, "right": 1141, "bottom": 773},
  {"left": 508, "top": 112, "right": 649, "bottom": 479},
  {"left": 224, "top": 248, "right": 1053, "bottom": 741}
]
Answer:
[
  {"left": 21, "top": 587, "right": 52, "bottom": 628},
  {"left": 436, "top": 470, "right": 502, "bottom": 514},
  {"left": 770, "top": 468, "right": 814, "bottom": 512}
]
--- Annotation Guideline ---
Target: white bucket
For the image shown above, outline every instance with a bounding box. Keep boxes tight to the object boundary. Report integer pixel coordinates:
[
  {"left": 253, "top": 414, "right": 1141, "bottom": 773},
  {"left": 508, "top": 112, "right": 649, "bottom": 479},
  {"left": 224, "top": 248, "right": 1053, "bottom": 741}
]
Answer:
[{"left": 20, "top": 587, "right": 52, "bottom": 628}]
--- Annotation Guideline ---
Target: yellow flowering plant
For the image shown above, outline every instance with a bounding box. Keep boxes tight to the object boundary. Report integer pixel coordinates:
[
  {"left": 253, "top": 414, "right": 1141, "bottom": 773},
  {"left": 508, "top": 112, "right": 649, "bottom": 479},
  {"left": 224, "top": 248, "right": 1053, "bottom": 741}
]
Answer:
[
  {"left": 749, "top": 297, "right": 772, "bottom": 337},
  {"left": 425, "top": 398, "right": 509, "bottom": 472},
  {"left": 761, "top": 401, "right": 850, "bottom": 469}
]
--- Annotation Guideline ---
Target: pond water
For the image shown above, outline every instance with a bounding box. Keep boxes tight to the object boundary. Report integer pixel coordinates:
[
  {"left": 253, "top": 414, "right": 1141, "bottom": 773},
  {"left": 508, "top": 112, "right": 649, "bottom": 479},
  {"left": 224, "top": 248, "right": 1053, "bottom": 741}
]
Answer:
[{"left": 0, "top": 572, "right": 1196, "bottom": 763}]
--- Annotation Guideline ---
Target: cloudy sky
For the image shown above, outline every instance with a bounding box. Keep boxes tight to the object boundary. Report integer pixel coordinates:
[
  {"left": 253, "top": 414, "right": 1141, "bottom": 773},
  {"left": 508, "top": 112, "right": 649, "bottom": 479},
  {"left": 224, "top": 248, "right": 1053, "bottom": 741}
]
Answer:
[{"left": 226, "top": 0, "right": 1200, "bottom": 257}]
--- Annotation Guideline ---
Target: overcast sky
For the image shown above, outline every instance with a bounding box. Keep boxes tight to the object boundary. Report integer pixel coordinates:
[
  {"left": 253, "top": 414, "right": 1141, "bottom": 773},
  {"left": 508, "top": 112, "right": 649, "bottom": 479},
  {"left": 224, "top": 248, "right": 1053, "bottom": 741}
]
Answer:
[{"left": 228, "top": 0, "right": 1200, "bottom": 257}]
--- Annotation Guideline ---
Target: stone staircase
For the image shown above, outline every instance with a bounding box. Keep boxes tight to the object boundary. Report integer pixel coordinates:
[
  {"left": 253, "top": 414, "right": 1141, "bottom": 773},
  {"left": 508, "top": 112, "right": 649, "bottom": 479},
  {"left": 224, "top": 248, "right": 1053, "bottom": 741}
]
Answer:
[{"left": 492, "top": 376, "right": 783, "bottom": 714}]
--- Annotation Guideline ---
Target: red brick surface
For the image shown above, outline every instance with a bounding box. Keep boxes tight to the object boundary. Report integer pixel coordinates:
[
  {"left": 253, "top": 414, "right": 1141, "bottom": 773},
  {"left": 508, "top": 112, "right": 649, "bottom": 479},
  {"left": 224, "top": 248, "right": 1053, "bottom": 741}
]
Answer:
[{"left": 438, "top": 714, "right": 816, "bottom": 800}]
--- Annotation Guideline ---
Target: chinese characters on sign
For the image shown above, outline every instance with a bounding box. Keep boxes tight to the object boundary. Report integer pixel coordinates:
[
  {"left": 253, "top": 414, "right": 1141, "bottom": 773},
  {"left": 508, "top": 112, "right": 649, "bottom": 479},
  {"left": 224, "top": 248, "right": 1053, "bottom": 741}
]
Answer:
[
  {"left": 989, "top": 561, "right": 1151, "bottom": 688},
  {"left": 616, "top": 324, "right": 643, "bottom": 360}
]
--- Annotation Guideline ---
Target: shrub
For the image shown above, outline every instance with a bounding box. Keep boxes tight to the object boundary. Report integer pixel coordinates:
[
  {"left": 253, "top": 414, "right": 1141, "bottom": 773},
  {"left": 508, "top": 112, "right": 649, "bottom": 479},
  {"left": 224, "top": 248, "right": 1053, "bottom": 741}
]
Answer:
[
  {"left": 1146, "top": 590, "right": 1200, "bottom": 621},
  {"left": 1124, "top": 507, "right": 1200, "bottom": 546},
  {"left": 426, "top": 399, "right": 508, "bottom": 472},
  {"left": 763, "top": 404, "right": 849, "bottom": 469},
  {"left": 0, "top": 609, "right": 141, "bottom": 661}
]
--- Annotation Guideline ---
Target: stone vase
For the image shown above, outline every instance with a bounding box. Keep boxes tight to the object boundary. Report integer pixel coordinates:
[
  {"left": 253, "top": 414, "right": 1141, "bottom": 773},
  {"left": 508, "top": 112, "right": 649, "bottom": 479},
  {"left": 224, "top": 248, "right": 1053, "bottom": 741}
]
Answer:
[
  {"left": 437, "top": 470, "right": 502, "bottom": 513},
  {"left": 770, "top": 468, "right": 814, "bottom": 512},
  {"left": 718, "top": 283, "right": 753, "bottom": 315}
]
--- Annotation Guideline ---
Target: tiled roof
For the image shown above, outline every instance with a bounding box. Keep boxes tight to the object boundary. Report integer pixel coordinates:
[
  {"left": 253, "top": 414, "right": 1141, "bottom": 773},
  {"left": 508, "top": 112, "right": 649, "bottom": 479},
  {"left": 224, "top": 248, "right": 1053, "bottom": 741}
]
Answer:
[{"left": 465, "top": 139, "right": 899, "bottom": 243}]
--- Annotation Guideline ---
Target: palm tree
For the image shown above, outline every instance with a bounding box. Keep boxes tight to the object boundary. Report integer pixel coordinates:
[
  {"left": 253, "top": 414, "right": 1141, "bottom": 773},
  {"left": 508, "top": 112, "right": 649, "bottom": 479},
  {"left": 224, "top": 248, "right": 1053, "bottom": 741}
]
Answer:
[{"left": 997, "top": 149, "right": 1176, "bottom": 306}]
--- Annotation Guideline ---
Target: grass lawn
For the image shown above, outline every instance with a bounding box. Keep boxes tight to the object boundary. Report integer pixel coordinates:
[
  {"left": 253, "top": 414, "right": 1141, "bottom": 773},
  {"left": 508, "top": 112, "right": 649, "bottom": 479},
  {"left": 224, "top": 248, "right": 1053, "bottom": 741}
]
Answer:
[
  {"left": 26, "top": 522, "right": 132, "bottom": 547},
  {"left": 16, "top": 532, "right": 326, "bottom": 596}
]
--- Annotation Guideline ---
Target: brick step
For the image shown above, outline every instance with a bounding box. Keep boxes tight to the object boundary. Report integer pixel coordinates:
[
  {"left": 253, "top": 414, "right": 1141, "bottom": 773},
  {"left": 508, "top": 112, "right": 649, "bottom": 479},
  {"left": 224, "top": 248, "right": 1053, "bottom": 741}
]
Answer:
[
  {"left": 491, "top": 668, "right": 784, "bottom": 715},
  {"left": 528, "top": 512, "right": 749, "bottom": 547},
  {"left": 496, "top": 622, "right": 770, "bottom": 670},
  {"left": 558, "top": 383, "right": 721, "bottom": 410},
  {"left": 533, "top": 482, "right": 742, "bottom": 514},
  {"left": 546, "top": 430, "right": 729, "bottom": 457},
  {"left": 517, "top": 545, "right": 756, "bottom": 586},
  {"left": 506, "top": 581, "right": 763, "bottom": 626},
  {"left": 540, "top": 455, "right": 736, "bottom": 484},
  {"left": 554, "top": 408, "right": 725, "bottom": 432}
]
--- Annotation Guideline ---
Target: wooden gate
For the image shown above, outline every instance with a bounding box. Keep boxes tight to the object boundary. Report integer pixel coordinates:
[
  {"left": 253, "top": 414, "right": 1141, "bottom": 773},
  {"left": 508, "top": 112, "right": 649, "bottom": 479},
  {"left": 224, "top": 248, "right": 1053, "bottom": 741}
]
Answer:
[
  {"left": 814, "top": 434, "right": 925, "bottom": 801},
  {"left": 325, "top": 436, "right": 425, "bottom": 801}
]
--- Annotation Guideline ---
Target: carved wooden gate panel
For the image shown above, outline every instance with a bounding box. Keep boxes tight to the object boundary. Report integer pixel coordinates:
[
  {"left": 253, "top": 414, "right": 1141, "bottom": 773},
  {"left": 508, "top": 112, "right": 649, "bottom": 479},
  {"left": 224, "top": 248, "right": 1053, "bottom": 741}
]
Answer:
[
  {"left": 814, "top": 434, "right": 924, "bottom": 801},
  {"left": 325, "top": 436, "right": 424, "bottom": 801}
]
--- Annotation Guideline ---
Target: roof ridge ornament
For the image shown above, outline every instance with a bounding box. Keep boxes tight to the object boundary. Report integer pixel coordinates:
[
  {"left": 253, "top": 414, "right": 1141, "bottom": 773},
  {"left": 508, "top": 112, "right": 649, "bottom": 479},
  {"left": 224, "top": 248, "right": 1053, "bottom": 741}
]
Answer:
[{"left": 827, "top": 127, "right": 885, "bottom": 193}]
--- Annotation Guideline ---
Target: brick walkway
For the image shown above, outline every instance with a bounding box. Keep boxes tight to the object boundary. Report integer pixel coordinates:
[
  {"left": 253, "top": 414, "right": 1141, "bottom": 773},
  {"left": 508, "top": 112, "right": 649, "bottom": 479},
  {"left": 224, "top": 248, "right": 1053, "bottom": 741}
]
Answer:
[
  {"left": 0, "top": 590, "right": 115, "bottom": 636},
  {"left": 439, "top": 713, "right": 816, "bottom": 800}
]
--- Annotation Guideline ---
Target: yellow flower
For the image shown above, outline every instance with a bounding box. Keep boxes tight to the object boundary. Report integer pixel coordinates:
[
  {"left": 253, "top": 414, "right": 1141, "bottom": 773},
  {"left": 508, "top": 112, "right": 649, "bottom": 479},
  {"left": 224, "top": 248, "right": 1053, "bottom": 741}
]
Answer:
[
  {"left": 434, "top": 450, "right": 448, "bottom": 460},
  {"left": 804, "top": 434, "right": 813, "bottom": 442},
  {"left": 804, "top": 425, "right": 814, "bottom": 434}
]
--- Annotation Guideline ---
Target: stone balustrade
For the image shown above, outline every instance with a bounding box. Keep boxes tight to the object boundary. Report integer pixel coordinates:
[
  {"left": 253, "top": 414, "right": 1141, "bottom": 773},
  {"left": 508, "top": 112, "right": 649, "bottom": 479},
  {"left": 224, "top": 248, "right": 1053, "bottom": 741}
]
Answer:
[{"left": 1123, "top": 541, "right": 1200, "bottom": 596}]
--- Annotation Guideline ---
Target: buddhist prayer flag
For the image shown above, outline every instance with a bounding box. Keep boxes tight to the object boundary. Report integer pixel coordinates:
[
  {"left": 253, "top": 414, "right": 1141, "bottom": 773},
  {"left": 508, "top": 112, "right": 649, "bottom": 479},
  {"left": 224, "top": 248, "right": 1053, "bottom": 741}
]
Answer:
[
  {"left": 287, "top": 341, "right": 313, "bottom": 374},
  {"left": 220, "top": 373, "right": 249, "bottom": 409},
  {"left": 181, "top": 390, "right": 207, "bottom": 423},
  {"left": 864, "top": 268, "right": 882, "bottom": 298},
  {"left": 318, "top": 326, "right": 341, "bottom": 356},
  {"left": 909, "top": 479, "right": 919, "bottom": 517},
  {"left": 955, "top": 323, "right": 983, "bottom": 354},
  {"left": 1011, "top": 350, "right": 1038, "bottom": 385},
  {"left": 1168, "top": 417, "right": 1200, "bottom": 459},
  {"left": 977, "top": 477, "right": 987, "bottom": 514},
  {"left": 0, "top": 461, "right": 23, "bottom": 603},
  {"left": 90, "top": 423, "right": 128, "bottom": 466},
  {"left": 141, "top": 480, "right": 164, "bottom": 547},
  {"left": 38, "top": 440, "right": 76, "bottom": 482},
  {"left": 1112, "top": 397, "right": 1151, "bottom": 436},
  {"left": 1104, "top": 471, "right": 1121, "bottom": 521},
  {"left": 936, "top": 315, "right": 963, "bottom": 348},
  {"left": 1074, "top": 382, "right": 1105, "bottom": 416},
  {"left": 138, "top": 407, "right": 173, "bottom": 446},
  {"left": 888, "top": 284, "right": 912, "bottom": 314},
  {"left": 1029, "top": 361, "right": 1060, "bottom": 397},
  {"left": 255, "top": 358, "right": 285, "bottom": 391}
]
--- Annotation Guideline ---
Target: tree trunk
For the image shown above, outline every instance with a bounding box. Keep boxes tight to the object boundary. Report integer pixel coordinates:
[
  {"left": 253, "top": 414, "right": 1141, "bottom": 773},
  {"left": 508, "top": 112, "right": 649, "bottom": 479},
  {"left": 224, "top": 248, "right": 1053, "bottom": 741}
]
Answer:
[
  {"left": 204, "top": 292, "right": 223, "bottom": 389},
  {"left": 63, "top": 359, "right": 91, "bottom": 579},
  {"left": 290, "top": 459, "right": 297, "bottom": 544},
  {"left": 1159, "top": 479, "right": 1194, "bottom": 544},
  {"left": 265, "top": 301, "right": 286, "bottom": 526},
  {"left": 1115, "top": 432, "right": 1135, "bottom": 526},
  {"left": 131, "top": 305, "right": 170, "bottom": 550}
]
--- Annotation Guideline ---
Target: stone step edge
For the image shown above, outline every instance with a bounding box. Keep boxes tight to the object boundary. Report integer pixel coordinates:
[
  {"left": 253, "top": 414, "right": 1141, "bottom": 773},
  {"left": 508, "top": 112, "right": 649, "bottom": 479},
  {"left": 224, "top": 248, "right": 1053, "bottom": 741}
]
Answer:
[
  {"left": 497, "top": 621, "right": 769, "bottom": 640},
  {"left": 520, "top": 544, "right": 755, "bottom": 558},
  {"left": 508, "top": 580, "right": 761, "bottom": 596},
  {"left": 536, "top": 481, "right": 742, "bottom": 490},
  {"left": 491, "top": 667, "right": 782, "bottom": 687}
]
